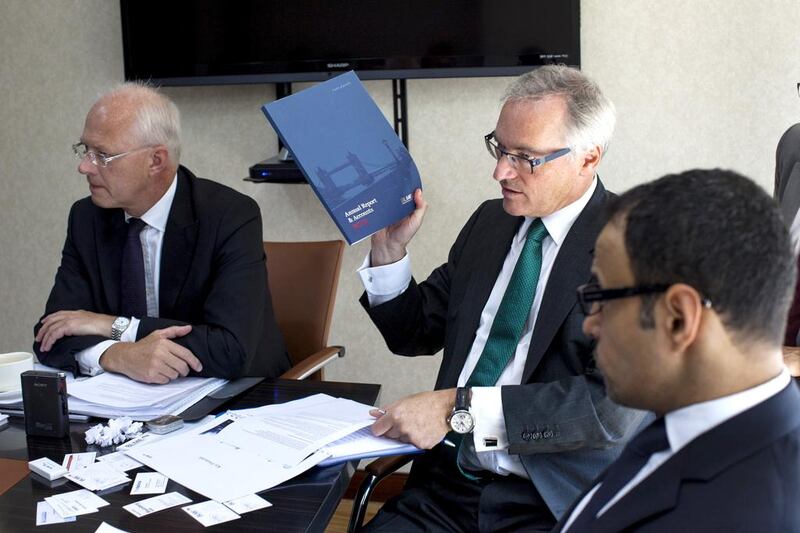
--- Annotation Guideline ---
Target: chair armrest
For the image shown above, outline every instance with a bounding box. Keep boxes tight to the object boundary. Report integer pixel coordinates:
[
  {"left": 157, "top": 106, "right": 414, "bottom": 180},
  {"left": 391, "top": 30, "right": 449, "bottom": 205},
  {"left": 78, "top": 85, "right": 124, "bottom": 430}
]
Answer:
[
  {"left": 365, "top": 453, "right": 416, "bottom": 478},
  {"left": 279, "top": 345, "right": 345, "bottom": 380},
  {"left": 348, "top": 453, "right": 418, "bottom": 532}
]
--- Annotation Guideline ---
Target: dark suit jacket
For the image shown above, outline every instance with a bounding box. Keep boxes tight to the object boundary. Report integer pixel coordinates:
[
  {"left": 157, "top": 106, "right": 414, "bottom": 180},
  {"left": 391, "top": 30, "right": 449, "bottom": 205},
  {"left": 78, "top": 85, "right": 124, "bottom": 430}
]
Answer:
[
  {"left": 776, "top": 123, "right": 800, "bottom": 345},
  {"left": 557, "top": 382, "right": 800, "bottom": 532},
  {"left": 362, "top": 180, "right": 649, "bottom": 519},
  {"left": 34, "top": 166, "right": 290, "bottom": 379}
]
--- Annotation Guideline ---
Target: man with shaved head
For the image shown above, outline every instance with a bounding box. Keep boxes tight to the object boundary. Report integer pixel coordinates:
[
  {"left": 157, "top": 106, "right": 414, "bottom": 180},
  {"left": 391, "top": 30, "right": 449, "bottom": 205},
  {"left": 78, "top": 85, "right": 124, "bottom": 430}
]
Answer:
[{"left": 34, "top": 83, "right": 290, "bottom": 382}]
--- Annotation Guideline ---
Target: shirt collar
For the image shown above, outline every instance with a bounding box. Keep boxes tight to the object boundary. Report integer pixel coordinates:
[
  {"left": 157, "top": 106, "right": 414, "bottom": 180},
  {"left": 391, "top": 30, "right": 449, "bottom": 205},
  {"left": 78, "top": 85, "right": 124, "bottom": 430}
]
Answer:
[
  {"left": 124, "top": 173, "right": 178, "bottom": 232},
  {"left": 664, "top": 367, "right": 791, "bottom": 454},
  {"left": 518, "top": 176, "right": 598, "bottom": 246}
]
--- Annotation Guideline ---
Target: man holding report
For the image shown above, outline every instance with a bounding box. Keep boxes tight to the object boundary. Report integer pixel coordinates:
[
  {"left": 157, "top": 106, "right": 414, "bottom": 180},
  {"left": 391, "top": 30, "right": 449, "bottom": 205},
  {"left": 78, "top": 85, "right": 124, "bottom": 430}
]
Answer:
[
  {"left": 34, "top": 83, "right": 289, "bottom": 382},
  {"left": 358, "top": 65, "right": 648, "bottom": 530}
]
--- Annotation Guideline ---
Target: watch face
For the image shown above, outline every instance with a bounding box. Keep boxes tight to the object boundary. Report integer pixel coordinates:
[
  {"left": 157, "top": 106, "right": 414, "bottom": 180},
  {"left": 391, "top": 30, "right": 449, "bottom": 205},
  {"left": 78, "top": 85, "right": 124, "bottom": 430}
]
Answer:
[{"left": 449, "top": 411, "right": 474, "bottom": 434}]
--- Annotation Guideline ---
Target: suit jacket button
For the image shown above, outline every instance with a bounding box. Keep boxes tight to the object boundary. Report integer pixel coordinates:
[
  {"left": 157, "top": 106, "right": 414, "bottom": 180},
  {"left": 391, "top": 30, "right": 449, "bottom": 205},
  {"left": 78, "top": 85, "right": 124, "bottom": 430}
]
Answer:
[{"left": 522, "top": 431, "right": 532, "bottom": 441}]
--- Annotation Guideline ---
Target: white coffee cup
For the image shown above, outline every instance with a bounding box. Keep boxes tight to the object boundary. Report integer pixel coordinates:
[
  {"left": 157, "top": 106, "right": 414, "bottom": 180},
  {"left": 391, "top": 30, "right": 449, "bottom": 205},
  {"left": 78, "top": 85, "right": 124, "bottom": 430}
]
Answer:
[{"left": 0, "top": 352, "right": 34, "bottom": 392}]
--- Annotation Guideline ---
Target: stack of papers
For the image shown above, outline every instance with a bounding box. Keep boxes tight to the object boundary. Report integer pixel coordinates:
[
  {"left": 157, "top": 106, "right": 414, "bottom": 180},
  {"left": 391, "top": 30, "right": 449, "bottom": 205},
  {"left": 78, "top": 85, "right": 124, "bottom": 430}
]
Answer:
[
  {"left": 125, "top": 394, "right": 410, "bottom": 501},
  {"left": 0, "top": 364, "right": 226, "bottom": 420},
  {"left": 67, "top": 372, "right": 226, "bottom": 420}
]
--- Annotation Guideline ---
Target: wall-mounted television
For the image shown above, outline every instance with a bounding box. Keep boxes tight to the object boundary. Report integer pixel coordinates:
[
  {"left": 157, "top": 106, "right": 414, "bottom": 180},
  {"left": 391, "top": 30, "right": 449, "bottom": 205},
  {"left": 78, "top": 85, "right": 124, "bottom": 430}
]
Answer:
[{"left": 121, "top": 0, "right": 580, "bottom": 86}]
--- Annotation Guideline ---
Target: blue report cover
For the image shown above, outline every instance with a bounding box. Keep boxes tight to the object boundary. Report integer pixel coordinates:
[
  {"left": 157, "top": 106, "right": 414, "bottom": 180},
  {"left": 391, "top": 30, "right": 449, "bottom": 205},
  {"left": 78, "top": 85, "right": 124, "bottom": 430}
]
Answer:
[{"left": 262, "top": 71, "right": 422, "bottom": 245}]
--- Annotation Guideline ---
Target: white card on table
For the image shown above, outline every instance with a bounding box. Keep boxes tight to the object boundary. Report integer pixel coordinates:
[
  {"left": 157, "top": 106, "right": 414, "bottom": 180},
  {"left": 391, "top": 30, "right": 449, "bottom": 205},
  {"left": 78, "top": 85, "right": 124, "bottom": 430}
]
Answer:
[
  {"left": 28, "top": 457, "right": 68, "bottom": 481},
  {"left": 97, "top": 451, "right": 143, "bottom": 472},
  {"left": 62, "top": 452, "right": 97, "bottom": 471},
  {"left": 65, "top": 462, "right": 130, "bottom": 491},
  {"left": 183, "top": 500, "right": 240, "bottom": 527},
  {"left": 123, "top": 491, "right": 192, "bottom": 518},
  {"left": 130, "top": 472, "right": 168, "bottom": 495},
  {"left": 36, "top": 501, "right": 77, "bottom": 525},
  {"left": 44, "top": 489, "right": 109, "bottom": 519},
  {"left": 223, "top": 494, "right": 272, "bottom": 514}
]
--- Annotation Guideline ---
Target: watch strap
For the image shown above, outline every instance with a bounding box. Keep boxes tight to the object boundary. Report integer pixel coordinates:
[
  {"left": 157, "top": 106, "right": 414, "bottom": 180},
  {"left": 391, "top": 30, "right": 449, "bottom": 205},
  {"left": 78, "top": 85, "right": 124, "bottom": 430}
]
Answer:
[{"left": 455, "top": 387, "right": 471, "bottom": 411}]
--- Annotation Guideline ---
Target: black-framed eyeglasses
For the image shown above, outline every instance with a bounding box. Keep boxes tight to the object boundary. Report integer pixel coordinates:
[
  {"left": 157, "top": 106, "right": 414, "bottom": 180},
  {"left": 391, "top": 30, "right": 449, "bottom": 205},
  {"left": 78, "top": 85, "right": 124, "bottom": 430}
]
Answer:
[
  {"left": 577, "top": 282, "right": 713, "bottom": 315},
  {"left": 484, "top": 131, "right": 570, "bottom": 174}
]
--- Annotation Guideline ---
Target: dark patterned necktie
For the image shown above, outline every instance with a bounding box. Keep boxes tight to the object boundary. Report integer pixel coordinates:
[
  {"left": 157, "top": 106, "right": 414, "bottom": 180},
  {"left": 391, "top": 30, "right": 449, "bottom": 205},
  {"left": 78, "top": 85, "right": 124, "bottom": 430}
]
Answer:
[
  {"left": 120, "top": 217, "right": 147, "bottom": 318},
  {"left": 567, "top": 418, "right": 669, "bottom": 531},
  {"left": 466, "top": 218, "right": 548, "bottom": 386}
]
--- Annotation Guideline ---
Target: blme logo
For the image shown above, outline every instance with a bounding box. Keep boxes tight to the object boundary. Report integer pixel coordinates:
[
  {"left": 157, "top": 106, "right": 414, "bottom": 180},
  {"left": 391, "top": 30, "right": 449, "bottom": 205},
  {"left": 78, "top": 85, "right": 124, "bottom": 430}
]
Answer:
[{"left": 400, "top": 193, "right": 412, "bottom": 205}]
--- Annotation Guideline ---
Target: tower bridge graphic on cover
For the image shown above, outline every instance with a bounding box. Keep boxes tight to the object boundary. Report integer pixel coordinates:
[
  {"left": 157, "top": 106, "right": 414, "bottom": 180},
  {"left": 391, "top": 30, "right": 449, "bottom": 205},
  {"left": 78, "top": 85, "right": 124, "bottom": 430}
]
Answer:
[{"left": 314, "top": 140, "right": 415, "bottom": 208}]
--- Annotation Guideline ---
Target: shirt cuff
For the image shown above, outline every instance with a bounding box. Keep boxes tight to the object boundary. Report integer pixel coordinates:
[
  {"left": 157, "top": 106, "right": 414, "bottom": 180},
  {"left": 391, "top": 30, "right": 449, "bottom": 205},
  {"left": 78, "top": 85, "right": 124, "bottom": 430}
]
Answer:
[
  {"left": 76, "top": 341, "right": 117, "bottom": 376},
  {"left": 471, "top": 386, "right": 510, "bottom": 452},
  {"left": 121, "top": 317, "right": 140, "bottom": 342},
  {"left": 357, "top": 252, "right": 412, "bottom": 307}
]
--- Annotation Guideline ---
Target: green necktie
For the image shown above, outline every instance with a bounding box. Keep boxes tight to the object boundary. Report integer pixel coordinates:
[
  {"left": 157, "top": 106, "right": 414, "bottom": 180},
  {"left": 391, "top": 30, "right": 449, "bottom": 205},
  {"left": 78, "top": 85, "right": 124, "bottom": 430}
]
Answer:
[{"left": 466, "top": 218, "right": 548, "bottom": 387}]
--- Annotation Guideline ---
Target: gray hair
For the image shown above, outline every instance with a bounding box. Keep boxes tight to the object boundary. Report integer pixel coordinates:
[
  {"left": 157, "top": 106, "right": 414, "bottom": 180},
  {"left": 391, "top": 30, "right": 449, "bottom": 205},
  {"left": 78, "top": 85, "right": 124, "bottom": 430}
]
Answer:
[
  {"left": 100, "top": 82, "right": 182, "bottom": 164},
  {"left": 503, "top": 65, "right": 616, "bottom": 156}
]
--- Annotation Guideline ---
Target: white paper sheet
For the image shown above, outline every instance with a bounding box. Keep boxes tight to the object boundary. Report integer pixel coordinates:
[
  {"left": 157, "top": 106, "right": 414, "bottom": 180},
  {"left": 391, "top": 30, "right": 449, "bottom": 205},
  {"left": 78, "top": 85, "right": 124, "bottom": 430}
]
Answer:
[
  {"left": 127, "top": 412, "right": 329, "bottom": 501},
  {"left": 216, "top": 395, "right": 374, "bottom": 466}
]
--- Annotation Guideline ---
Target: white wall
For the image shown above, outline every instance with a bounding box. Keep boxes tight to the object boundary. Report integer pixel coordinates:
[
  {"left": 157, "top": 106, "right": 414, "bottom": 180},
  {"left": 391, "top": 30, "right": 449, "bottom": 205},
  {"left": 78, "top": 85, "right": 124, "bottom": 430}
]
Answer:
[{"left": 1, "top": 0, "right": 798, "bottom": 407}]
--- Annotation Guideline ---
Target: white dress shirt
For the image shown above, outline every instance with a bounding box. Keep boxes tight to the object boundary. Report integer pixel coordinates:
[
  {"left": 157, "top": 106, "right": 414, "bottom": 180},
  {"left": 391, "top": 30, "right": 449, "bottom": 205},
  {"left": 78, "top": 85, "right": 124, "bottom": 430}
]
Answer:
[
  {"left": 75, "top": 175, "right": 178, "bottom": 376},
  {"left": 562, "top": 368, "right": 791, "bottom": 532},
  {"left": 358, "top": 178, "right": 598, "bottom": 477},
  {"left": 790, "top": 208, "right": 800, "bottom": 256}
]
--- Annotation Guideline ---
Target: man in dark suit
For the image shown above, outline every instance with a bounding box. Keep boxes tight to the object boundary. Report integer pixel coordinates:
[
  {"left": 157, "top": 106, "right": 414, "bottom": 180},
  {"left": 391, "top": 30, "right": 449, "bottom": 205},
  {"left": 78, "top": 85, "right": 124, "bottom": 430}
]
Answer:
[
  {"left": 560, "top": 169, "right": 800, "bottom": 532},
  {"left": 33, "top": 83, "right": 289, "bottom": 382},
  {"left": 358, "top": 66, "right": 648, "bottom": 531}
]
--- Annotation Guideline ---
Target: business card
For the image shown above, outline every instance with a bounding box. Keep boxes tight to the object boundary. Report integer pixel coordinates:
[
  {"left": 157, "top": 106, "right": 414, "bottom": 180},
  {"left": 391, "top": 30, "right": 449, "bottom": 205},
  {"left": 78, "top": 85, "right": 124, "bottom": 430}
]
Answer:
[
  {"left": 183, "top": 500, "right": 240, "bottom": 527},
  {"left": 123, "top": 492, "right": 192, "bottom": 517},
  {"left": 130, "top": 472, "right": 168, "bottom": 495},
  {"left": 223, "top": 493, "right": 272, "bottom": 514}
]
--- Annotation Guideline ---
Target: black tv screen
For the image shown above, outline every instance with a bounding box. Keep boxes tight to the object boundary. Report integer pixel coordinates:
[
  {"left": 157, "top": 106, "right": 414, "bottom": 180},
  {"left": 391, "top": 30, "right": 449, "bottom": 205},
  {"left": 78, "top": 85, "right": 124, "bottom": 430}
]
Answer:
[{"left": 121, "top": 0, "right": 579, "bottom": 86}]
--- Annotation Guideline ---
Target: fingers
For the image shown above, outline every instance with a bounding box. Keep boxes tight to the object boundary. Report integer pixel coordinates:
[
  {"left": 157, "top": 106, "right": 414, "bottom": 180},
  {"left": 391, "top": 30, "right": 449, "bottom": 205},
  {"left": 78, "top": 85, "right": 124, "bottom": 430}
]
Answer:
[
  {"left": 157, "top": 325, "right": 193, "bottom": 339},
  {"left": 370, "top": 411, "right": 393, "bottom": 437},
  {"left": 166, "top": 340, "right": 202, "bottom": 372}
]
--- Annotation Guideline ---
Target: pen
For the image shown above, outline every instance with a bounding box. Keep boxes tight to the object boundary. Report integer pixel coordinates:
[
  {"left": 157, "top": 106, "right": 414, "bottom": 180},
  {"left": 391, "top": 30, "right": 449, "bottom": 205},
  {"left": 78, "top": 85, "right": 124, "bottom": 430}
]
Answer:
[{"left": 443, "top": 438, "right": 456, "bottom": 448}]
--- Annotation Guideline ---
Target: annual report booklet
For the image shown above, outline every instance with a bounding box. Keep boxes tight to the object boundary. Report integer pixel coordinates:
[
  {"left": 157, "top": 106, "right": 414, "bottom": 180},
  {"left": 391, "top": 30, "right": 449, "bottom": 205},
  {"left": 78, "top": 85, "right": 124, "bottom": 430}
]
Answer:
[{"left": 262, "top": 71, "right": 422, "bottom": 244}]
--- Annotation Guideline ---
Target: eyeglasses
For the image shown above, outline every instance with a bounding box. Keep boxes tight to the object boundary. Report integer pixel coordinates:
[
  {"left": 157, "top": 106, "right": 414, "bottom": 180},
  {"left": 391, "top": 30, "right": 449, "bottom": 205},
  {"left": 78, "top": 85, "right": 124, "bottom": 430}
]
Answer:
[
  {"left": 484, "top": 131, "right": 570, "bottom": 174},
  {"left": 72, "top": 142, "right": 151, "bottom": 168},
  {"left": 577, "top": 282, "right": 713, "bottom": 315}
]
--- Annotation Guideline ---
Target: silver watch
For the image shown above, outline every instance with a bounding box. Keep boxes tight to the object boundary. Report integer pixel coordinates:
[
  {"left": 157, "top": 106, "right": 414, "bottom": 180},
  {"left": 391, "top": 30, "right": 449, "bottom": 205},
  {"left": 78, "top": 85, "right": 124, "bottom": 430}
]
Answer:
[
  {"left": 111, "top": 316, "right": 131, "bottom": 341},
  {"left": 447, "top": 387, "right": 475, "bottom": 434}
]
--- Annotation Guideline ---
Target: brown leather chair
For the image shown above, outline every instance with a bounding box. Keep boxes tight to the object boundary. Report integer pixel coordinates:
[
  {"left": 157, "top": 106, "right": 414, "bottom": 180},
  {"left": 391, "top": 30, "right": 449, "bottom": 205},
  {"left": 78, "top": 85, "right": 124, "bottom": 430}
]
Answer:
[{"left": 263, "top": 240, "right": 346, "bottom": 380}]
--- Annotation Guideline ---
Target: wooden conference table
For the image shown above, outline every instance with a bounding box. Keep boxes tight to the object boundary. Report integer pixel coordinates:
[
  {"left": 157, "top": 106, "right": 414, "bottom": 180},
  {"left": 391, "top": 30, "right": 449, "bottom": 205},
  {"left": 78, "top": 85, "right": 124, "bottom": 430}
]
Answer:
[{"left": 0, "top": 378, "right": 381, "bottom": 532}]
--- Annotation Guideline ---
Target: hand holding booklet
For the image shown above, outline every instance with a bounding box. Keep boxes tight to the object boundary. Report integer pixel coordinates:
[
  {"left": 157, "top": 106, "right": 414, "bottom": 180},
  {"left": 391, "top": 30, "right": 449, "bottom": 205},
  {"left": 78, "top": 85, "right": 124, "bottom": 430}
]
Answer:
[{"left": 262, "top": 71, "right": 422, "bottom": 244}]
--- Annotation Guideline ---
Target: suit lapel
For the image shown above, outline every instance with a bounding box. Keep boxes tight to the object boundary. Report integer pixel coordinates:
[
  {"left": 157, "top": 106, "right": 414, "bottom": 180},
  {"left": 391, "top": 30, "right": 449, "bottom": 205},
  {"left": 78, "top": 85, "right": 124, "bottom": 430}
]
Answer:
[
  {"left": 159, "top": 168, "right": 199, "bottom": 316},
  {"left": 441, "top": 207, "right": 521, "bottom": 388},
  {"left": 779, "top": 163, "right": 800, "bottom": 224},
  {"left": 594, "top": 383, "right": 800, "bottom": 532},
  {"left": 522, "top": 180, "right": 608, "bottom": 380},
  {"left": 95, "top": 208, "right": 126, "bottom": 313}
]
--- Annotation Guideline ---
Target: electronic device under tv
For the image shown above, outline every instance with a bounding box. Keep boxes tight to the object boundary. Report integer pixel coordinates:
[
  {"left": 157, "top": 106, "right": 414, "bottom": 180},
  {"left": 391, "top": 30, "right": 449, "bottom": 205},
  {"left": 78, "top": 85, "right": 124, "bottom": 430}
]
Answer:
[{"left": 120, "top": 0, "right": 580, "bottom": 86}]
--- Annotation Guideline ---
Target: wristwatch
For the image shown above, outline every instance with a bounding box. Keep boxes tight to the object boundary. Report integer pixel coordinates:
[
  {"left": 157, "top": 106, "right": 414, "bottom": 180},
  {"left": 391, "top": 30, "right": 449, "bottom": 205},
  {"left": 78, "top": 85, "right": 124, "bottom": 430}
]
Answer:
[
  {"left": 110, "top": 316, "right": 131, "bottom": 341},
  {"left": 447, "top": 387, "right": 475, "bottom": 434}
]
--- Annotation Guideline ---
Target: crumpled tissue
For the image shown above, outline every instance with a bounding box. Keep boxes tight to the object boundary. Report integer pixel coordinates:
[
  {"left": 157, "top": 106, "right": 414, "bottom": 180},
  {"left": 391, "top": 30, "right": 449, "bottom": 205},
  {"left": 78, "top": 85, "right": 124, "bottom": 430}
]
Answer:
[{"left": 85, "top": 417, "right": 144, "bottom": 447}]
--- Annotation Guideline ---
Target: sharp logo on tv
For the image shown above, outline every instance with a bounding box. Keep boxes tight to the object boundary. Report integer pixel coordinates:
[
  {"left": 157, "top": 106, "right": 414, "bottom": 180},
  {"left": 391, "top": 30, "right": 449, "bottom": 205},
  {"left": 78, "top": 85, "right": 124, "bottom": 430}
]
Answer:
[{"left": 327, "top": 62, "right": 351, "bottom": 69}]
